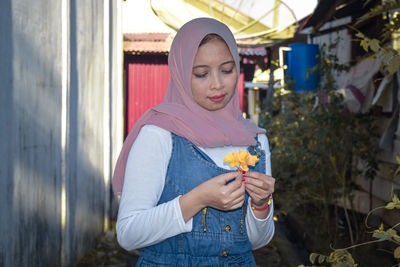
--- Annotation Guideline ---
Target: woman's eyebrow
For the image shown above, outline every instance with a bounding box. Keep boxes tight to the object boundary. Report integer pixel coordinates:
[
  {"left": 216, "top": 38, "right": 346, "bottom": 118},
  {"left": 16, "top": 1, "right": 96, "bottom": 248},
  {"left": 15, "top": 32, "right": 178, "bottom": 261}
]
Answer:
[
  {"left": 192, "top": 60, "right": 235, "bottom": 69},
  {"left": 192, "top": 65, "right": 209, "bottom": 69},
  {"left": 221, "top": 60, "right": 235, "bottom": 66}
]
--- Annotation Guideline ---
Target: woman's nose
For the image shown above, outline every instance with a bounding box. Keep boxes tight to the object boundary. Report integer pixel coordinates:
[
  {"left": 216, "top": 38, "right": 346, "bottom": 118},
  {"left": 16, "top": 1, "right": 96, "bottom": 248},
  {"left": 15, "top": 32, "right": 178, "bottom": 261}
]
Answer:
[{"left": 210, "top": 72, "right": 223, "bottom": 90}]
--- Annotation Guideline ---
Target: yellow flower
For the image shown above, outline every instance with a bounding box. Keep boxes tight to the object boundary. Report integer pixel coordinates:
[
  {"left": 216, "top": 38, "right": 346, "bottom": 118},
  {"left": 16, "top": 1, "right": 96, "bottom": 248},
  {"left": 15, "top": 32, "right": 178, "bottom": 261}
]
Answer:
[
  {"left": 223, "top": 151, "right": 240, "bottom": 168},
  {"left": 224, "top": 150, "right": 259, "bottom": 171}
]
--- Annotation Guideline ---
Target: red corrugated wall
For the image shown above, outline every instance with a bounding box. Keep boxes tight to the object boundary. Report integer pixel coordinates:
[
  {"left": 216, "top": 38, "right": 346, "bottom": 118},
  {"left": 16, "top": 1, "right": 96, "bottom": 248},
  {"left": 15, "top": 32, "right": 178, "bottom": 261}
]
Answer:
[
  {"left": 238, "top": 72, "right": 244, "bottom": 112},
  {"left": 125, "top": 54, "right": 245, "bottom": 136},
  {"left": 125, "top": 54, "right": 170, "bottom": 135}
]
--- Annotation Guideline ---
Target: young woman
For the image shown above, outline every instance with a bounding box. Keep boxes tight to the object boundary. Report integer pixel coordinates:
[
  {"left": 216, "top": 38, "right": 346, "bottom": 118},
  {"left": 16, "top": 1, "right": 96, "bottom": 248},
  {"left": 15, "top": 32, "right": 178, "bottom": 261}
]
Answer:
[{"left": 113, "top": 17, "right": 275, "bottom": 266}]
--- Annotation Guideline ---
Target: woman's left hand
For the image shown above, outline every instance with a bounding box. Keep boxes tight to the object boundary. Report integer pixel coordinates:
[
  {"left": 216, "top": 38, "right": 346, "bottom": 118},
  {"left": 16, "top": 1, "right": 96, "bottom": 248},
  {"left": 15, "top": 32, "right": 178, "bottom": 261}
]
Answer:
[{"left": 243, "top": 171, "right": 275, "bottom": 207}]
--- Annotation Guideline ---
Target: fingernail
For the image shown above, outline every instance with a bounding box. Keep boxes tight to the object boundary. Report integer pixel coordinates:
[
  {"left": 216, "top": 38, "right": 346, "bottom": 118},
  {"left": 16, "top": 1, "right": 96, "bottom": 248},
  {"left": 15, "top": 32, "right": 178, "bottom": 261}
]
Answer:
[
  {"left": 242, "top": 178, "right": 246, "bottom": 182},
  {"left": 242, "top": 170, "right": 246, "bottom": 175}
]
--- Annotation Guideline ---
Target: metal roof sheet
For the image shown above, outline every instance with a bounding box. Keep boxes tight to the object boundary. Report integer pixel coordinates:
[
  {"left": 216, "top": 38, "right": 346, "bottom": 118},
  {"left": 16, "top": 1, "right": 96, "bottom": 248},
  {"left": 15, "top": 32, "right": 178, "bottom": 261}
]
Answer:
[
  {"left": 124, "top": 33, "right": 267, "bottom": 56},
  {"left": 123, "top": 33, "right": 173, "bottom": 54}
]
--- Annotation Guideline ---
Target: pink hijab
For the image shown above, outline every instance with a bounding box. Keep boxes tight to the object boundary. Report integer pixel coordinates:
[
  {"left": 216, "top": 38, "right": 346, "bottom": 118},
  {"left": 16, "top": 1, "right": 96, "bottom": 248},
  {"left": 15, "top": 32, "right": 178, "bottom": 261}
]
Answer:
[{"left": 112, "top": 17, "right": 265, "bottom": 195}]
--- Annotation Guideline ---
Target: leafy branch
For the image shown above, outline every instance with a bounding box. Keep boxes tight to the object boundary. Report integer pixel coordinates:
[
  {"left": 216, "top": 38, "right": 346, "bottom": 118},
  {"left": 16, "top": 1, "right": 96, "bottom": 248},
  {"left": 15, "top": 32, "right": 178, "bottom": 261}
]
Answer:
[
  {"left": 356, "top": 0, "right": 400, "bottom": 27},
  {"left": 299, "top": 193, "right": 400, "bottom": 267}
]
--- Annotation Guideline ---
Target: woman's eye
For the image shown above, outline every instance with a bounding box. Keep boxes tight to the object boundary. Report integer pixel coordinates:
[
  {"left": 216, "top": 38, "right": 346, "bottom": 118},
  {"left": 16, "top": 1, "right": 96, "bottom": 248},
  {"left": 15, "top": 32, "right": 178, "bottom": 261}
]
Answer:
[
  {"left": 222, "top": 69, "right": 233, "bottom": 74},
  {"left": 193, "top": 72, "right": 208, "bottom": 78}
]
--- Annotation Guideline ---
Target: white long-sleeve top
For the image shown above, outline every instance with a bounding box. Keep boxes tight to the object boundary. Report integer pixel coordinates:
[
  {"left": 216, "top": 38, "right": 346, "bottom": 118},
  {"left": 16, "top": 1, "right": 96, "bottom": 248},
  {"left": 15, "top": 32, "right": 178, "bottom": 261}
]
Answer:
[{"left": 116, "top": 125, "right": 275, "bottom": 251}]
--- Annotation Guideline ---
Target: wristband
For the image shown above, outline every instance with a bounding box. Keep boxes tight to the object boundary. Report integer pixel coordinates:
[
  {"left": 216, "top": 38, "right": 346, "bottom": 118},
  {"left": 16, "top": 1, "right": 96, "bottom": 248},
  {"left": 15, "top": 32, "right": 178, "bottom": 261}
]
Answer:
[{"left": 251, "top": 194, "right": 272, "bottom": 211}]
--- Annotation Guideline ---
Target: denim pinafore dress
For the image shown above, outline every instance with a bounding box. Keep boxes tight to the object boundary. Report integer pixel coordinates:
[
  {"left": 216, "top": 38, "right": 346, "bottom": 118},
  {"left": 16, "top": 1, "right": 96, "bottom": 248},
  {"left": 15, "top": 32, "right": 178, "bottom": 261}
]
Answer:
[{"left": 136, "top": 134, "right": 266, "bottom": 267}]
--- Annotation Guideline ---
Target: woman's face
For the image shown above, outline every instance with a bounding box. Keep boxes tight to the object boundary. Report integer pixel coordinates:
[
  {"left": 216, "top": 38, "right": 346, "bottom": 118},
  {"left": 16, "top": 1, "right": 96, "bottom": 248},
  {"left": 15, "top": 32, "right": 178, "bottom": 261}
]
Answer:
[{"left": 190, "top": 37, "right": 237, "bottom": 111}]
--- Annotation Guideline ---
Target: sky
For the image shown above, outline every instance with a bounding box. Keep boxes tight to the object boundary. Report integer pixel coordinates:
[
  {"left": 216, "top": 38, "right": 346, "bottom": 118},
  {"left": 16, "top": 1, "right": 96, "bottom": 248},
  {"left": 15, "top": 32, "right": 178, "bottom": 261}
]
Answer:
[{"left": 122, "top": 0, "right": 318, "bottom": 33}]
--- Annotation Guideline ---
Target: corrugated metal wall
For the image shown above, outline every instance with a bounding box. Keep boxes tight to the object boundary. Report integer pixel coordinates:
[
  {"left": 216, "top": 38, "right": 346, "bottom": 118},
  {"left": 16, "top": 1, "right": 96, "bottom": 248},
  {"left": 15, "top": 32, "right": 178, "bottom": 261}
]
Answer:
[
  {"left": 125, "top": 54, "right": 170, "bottom": 134},
  {"left": 239, "top": 72, "right": 245, "bottom": 112},
  {"left": 0, "top": 0, "right": 123, "bottom": 266}
]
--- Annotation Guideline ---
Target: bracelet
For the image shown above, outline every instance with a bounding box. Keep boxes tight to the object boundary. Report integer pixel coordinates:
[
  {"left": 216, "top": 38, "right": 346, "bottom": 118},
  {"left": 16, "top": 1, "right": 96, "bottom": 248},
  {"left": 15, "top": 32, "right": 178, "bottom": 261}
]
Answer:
[{"left": 251, "top": 194, "right": 273, "bottom": 211}]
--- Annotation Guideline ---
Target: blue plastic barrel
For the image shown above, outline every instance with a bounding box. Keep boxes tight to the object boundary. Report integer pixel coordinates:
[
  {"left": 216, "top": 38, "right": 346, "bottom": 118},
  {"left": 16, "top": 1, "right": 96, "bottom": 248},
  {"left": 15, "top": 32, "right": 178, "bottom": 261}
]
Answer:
[{"left": 286, "top": 43, "right": 320, "bottom": 91}]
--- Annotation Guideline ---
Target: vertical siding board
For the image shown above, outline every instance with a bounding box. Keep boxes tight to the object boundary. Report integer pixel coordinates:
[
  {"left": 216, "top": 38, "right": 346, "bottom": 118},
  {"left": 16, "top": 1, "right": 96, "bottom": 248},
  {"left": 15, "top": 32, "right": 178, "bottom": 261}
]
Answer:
[
  {"left": 65, "top": 1, "right": 108, "bottom": 264},
  {"left": 9, "top": 0, "right": 63, "bottom": 266},
  {"left": 0, "top": 0, "right": 13, "bottom": 264}
]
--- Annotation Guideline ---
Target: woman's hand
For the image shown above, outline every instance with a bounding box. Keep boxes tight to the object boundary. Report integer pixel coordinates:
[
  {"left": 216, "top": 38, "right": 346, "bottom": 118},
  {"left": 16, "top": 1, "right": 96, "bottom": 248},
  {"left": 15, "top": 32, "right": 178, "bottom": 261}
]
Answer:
[
  {"left": 179, "top": 171, "right": 245, "bottom": 222},
  {"left": 243, "top": 171, "right": 275, "bottom": 218},
  {"left": 198, "top": 171, "right": 246, "bottom": 211}
]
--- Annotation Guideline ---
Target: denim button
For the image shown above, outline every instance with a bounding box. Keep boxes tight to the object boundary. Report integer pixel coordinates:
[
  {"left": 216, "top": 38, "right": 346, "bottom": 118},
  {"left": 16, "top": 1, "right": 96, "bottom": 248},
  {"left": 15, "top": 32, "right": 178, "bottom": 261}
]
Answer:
[
  {"left": 222, "top": 251, "right": 228, "bottom": 257},
  {"left": 223, "top": 225, "right": 231, "bottom": 232}
]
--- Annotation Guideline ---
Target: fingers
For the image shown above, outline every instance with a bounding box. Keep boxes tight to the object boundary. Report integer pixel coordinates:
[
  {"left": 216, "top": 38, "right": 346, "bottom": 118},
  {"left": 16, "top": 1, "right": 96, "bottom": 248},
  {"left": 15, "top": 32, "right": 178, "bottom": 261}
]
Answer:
[
  {"left": 245, "top": 185, "right": 267, "bottom": 203},
  {"left": 224, "top": 175, "right": 243, "bottom": 191},
  {"left": 230, "top": 197, "right": 245, "bottom": 209},
  {"left": 214, "top": 171, "right": 243, "bottom": 195},
  {"left": 215, "top": 170, "right": 241, "bottom": 185},
  {"left": 205, "top": 171, "right": 275, "bottom": 211},
  {"left": 244, "top": 172, "right": 275, "bottom": 190},
  {"left": 243, "top": 172, "right": 275, "bottom": 204},
  {"left": 244, "top": 171, "right": 273, "bottom": 181},
  {"left": 222, "top": 192, "right": 245, "bottom": 210},
  {"left": 245, "top": 183, "right": 264, "bottom": 197},
  {"left": 214, "top": 175, "right": 246, "bottom": 210},
  {"left": 245, "top": 178, "right": 274, "bottom": 195},
  {"left": 207, "top": 171, "right": 269, "bottom": 211},
  {"left": 229, "top": 179, "right": 245, "bottom": 198}
]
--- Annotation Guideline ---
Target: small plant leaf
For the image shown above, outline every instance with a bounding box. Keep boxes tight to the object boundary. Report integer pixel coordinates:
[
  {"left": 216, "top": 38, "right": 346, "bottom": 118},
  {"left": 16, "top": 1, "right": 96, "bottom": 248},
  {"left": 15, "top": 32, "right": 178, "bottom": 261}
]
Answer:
[
  {"left": 385, "top": 195, "right": 400, "bottom": 209},
  {"left": 387, "top": 54, "right": 400, "bottom": 75},
  {"left": 309, "top": 253, "right": 318, "bottom": 264},
  {"left": 318, "top": 254, "right": 326, "bottom": 264},
  {"left": 360, "top": 39, "right": 369, "bottom": 52},
  {"left": 355, "top": 32, "right": 365, "bottom": 38},
  {"left": 369, "top": 39, "right": 380, "bottom": 52},
  {"left": 394, "top": 165, "right": 400, "bottom": 177},
  {"left": 394, "top": 246, "right": 400, "bottom": 258},
  {"left": 330, "top": 156, "right": 337, "bottom": 168}
]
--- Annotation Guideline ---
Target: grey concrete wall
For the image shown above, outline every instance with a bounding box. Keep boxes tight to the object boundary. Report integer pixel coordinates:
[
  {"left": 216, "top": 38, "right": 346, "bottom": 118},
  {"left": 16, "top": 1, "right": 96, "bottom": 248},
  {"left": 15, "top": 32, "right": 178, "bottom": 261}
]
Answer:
[{"left": 0, "top": 0, "right": 123, "bottom": 266}]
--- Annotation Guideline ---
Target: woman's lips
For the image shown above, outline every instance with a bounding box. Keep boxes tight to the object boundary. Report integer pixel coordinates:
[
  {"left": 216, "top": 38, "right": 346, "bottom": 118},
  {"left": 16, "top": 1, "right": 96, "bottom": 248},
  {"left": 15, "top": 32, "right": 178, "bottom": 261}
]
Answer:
[{"left": 209, "top": 94, "right": 225, "bottom": 103}]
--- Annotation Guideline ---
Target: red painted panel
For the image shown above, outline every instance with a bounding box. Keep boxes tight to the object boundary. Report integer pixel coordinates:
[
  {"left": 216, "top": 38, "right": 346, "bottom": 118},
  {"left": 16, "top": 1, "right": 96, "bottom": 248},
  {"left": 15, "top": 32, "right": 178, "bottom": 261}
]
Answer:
[
  {"left": 238, "top": 72, "right": 244, "bottom": 112},
  {"left": 125, "top": 55, "right": 170, "bottom": 135}
]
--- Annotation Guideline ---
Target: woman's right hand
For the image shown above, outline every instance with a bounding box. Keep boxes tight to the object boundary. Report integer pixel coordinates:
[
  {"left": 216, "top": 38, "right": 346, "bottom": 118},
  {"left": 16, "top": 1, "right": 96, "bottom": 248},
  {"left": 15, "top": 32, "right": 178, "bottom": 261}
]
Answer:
[
  {"left": 179, "top": 171, "right": 245, "bottom": 222},
  {"left": 197, "top": 171, "right": 245, "bottom": 211}
]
